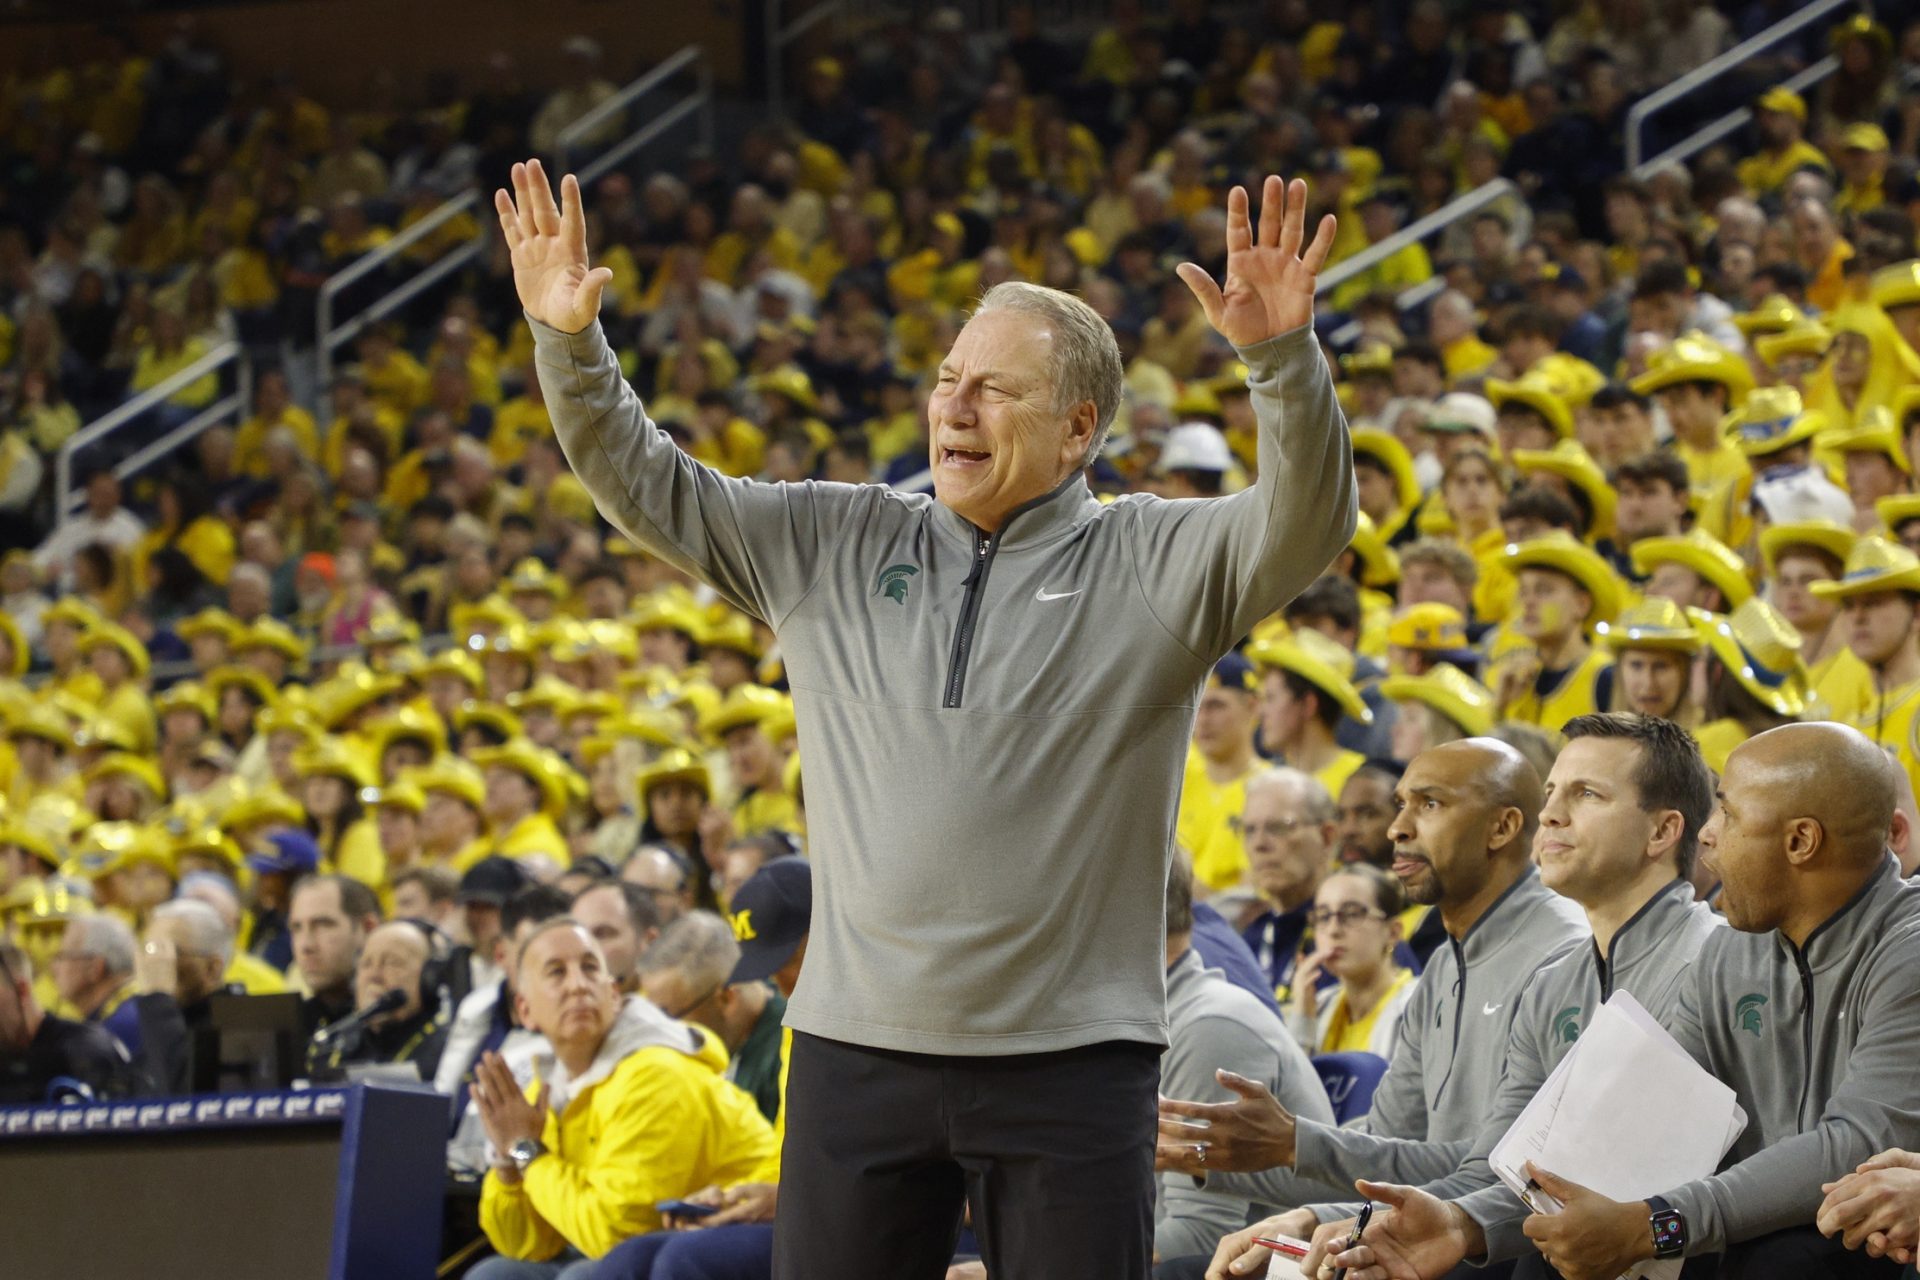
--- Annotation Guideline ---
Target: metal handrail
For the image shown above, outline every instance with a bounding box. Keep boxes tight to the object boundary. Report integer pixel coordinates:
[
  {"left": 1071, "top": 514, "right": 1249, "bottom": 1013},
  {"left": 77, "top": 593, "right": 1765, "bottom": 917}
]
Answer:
[
  {"left": 1634, "top": 57, "right": 1841, "bottom": 178},
  {"left": 56, "top": 340, "right": 242, "bottom": 527},
  {"left": 767, "top": 0, "right": 846, "bottom": 118},
  {"left": 553, "top": 44, "right": 706, "bottom": 171},
  {"left": 1316, "top": 179, "right": 1518, "bottom": 298},
  {"left": 1624, "top": 0, "right": 1858, "bottom": 171},
  {"left": 314, "top": 190, "right": 482, "bottom": 392}
]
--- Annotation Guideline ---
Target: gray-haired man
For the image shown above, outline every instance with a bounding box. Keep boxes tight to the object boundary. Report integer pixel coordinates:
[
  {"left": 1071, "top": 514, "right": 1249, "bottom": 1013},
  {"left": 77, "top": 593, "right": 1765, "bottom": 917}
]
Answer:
[{"left": 496, "top": 159, "right": 1354, "bottom": 1278}]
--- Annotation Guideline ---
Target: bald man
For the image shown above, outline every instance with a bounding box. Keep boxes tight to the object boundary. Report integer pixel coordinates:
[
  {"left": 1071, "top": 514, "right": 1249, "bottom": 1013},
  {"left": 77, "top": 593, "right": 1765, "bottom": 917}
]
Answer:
[
  {"left": 1156, "top": 740, "right": 1586, "bottom": 1250},
  {"left": 1316, "top": 723, "right": 1920, "bottom": 1280}
]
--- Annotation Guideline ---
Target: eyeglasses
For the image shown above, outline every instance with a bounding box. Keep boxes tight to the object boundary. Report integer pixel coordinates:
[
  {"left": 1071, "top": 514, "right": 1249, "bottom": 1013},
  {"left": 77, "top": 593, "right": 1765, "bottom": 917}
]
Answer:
[
  {"left": 1234, "top": 816, "right": 1318, "bottom": 841},
  {"left": 1309, "top": 906, "right": 1387, "bottom": 929}
]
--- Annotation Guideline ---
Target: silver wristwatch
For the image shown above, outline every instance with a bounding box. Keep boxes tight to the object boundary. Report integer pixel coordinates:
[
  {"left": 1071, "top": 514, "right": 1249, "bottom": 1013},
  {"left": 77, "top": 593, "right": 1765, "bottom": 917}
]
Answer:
[{"left": 507, "top": 1138, "right": 546, "bottom": 1173}]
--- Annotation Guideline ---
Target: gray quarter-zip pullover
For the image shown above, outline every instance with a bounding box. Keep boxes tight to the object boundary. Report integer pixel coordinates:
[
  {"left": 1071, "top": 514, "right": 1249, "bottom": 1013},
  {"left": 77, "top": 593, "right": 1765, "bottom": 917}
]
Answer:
[
  {"left": 533, "top": 316, "right": 1355, "bottom": 1056},
  {"left": 1657, "top": 858, "right": 1920, "bottom": 1255}
]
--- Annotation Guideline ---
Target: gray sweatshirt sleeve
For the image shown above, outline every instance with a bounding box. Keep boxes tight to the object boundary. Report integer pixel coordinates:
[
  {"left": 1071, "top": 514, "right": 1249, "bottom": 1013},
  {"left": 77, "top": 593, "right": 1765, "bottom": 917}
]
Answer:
[
  {"left": 1158, "top": 1013, "right": 1331, "bottom": 1263},
  {"left": 1660, "top": 934, "right": 1920, "bottom": 1254},
  {"left": 1126, "top": 324, "right": 1356, "bottom": 659},
  {"left": 532, "top": 316, "right": 875, "bottom": 623}
]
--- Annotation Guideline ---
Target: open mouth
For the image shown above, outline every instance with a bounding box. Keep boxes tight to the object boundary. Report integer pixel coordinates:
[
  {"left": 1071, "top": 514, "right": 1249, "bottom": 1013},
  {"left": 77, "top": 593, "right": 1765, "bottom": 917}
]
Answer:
[{"left": 941, "top": 447, "right": 991, "bottom": 467}]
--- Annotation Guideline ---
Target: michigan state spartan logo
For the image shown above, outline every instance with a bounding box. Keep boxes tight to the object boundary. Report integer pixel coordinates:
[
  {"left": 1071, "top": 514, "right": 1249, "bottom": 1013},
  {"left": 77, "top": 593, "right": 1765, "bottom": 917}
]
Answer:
[
  {"left": 1552, "top": 1006, "right": 1583, "bottom": 1045},
  {"left": 875, "top": 562, "right": 919, "bottom": 605},
  {"left": 1733, "top": 993, "right": 1767, "bottom": 1036}
]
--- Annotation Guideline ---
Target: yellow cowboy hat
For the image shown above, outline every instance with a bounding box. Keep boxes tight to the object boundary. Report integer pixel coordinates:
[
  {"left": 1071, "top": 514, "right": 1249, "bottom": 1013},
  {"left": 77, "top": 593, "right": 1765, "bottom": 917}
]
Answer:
[
  {"left": 365, "top": 704, "right": 449, "bottom": 761},
  {"left": 0, "top": 612, "right": 26, "bottom": 677},
  {"left": 293, "top": 737, "right": 377, "bottom": 790},
  {"left": 41, "top": 598, "right": 102, "bottom": 633},
  {"left": 421, "top": 648, "right": 485, "bottom": 692},
  {"left": 1811, "top": 535, "right": 1920, "bottom": 599},
  {"left": 629, "top": 595, "right": 707, "bottom": 640},
  {"left": 453, "top": 700, "right": 523, "bottom": 743},
  {"left": 701, "top": 613, "right": 765, "bottom": 661},
  {"left": 470, "top": 737, "right": 575, "bottom": 817},
  {"left": 751, "top": 367, "right": 821, "bottom": 414},
  {"left": 636, "top": 747, "right": 712, "bottom": 800},
  {"left": 173, "top": 825, "right": 245, "bottom": 875},
  {"left": 73, "top": 715, "right": 139, "bottom": 755},
  {"left": 608, "top": 706, "right": 689, "bottom": 751},
  {"left": 1630, "top": 528, "right": 1753, "bottom": 609},
  {"left": 507, "top": 675, "right": 584, "bottom": 720},
  {"left": 1387, "top": 603, "right": 1469, "bottom": 652},
  {"left": 504, "top": 557, "right": 567, "bottom": 600},
  {"left": 233, "top": 618, "right": 308, "bottom": 663},
  {"left": 1378, "top": 663, "right": 1495, "bottom": 737},
  {"left": 365, "top": 778, "right": 426, "bottom": 814},
  {"left": 1825, "top": 407, "right": 1912, "bottom": 474},
  {"left": 1876, "top": 495, "right": 1920, "bottom": 533},
  {"left": 218, "top": 786, "right": 307, "bottom": 835},
  {"left": 1339, "top": 346, "right": 1395, "bottom": 379},
  {"left": 579, "top": 618, "right": 640, "bottom": 663},
  {"left": 1731, "top": 294, "right": 1806, "bottom": 337},
  {"left": 408, "top": 756, "right": 488, "bottom": 813},
  {"left": 355, "top": 608, "right": 420, "bottom": 648},
  {"left": 1723, "top": 385, "right": 1824, "bottom": 458},
  {"left": 1502, "top": 532, "right": 1624, "bottom": 626},
  {"left": 1695, "top": 599, "right": 1808, "bottom": 718},
  {"left": 1871, "top": 260, "right": 1920, "bottom": 313},
  {"left": 1755, "top": 86, "right": 1806, "bottom": 124},
  {"left": 1485, "top": 372, "right": 1574, "bottom": 439},
  {"left": 698, "top": 684, "right": 793, "bottom": 741},
  {"left": 154, "top": 681, "right": 216, "bottom": 724},
  {"left": 78, "top": 622, "right": 150, "bottom": 678},
  {"left": 205, "top": 663, "right": 279, "bottom": 709},
  {"left": 448, "top": 597, "right": 526, "bottom": 644},
  {"left": 1753, "top": 322, "right": 1832, "bottom": 370},
  {"left": 1171, "top": 383, "right": 1223, "bottom": 420},
  {"left": 83, "top": 752, "right": 166, "bottom": 799},
  {"left": 310, "top": 663, "right": 404, "bottom": 730},
  {"left": 1510, "top": 440, "right": 1617, "bottom": 540},
  {"left": 1348, "top": 513, "right": 1400, "bottom": 589},
  {"left": 1246, "top": 628, "right": 1373, "bottom": 724},
  {"left": 1350, "top": 428, "right": 1420, "bottom": 513},
  {"left": 1758, "top": 520, "right": 1856, "bottom": 576},
  {"left": 177, "top": 608, "right": 243, "bottom": 645},
  {"left": 1629, "top": 333, "right": 1754, "bottom": 403},
  {"left": 6, "top": 700, "right": 71, "bottom": 747},
  {"left": 74, "top": 822, "right": 175, "bottom": 881},
  {"left": 1601, "top": 598, "right": 1703, "bottom": 654}
]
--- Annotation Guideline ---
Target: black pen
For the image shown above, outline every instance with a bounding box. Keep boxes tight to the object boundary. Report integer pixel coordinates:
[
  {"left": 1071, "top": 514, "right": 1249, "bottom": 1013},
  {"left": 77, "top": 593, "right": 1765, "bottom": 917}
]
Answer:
[{"left": 1333, "top": 1201, "right": 1373, "bottom": 1280}]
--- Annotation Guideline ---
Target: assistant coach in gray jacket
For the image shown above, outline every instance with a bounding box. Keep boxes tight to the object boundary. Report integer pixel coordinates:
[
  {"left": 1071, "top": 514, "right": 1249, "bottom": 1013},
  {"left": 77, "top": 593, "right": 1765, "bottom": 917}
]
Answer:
[{"left": 494, "top": 161, "right": 1355, "bottom": 1279}]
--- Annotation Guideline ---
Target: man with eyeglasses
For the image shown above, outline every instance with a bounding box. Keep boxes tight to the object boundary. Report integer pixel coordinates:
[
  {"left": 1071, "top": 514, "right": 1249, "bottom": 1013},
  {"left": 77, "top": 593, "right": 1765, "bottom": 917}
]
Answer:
[
  {"left": 1239, "top": 767, "right": 1340, "bottom": 1006},
  {"left": 1156, "top": 738, "right": 1585, "bottom": 1275},
  {"left": 636, "top": 911, "right": 786, "bottom": 1124}
]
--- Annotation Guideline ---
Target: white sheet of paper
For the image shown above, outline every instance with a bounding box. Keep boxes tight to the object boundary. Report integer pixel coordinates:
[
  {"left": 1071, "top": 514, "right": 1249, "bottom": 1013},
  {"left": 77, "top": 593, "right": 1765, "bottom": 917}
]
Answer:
[
  {"left": 1490, "top": 992, "right": 1748, "bottom": 1280},
  {"left": 1264, "top": 1252, "right": 1306, "bottom": 1279}
]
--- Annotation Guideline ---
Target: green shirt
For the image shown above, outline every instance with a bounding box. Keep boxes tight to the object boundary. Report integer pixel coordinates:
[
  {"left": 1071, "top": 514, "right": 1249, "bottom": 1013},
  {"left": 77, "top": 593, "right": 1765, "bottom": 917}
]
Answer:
[{"left": 728, "top": 989, "right": 787, "bottom": 1123}]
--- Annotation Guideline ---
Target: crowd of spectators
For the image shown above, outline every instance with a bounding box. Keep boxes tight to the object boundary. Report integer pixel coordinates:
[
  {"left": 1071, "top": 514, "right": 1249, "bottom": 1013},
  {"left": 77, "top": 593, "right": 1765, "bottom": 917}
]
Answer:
[{"left": 9, "top": 0, "right": 1920, "bottom": 1274}]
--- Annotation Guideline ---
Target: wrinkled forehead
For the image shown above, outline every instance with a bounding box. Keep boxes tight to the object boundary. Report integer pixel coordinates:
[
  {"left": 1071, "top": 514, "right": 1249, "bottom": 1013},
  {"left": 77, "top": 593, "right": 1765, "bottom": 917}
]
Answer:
[{"left": 948, "top": 309, "right": 1055, "bottom": 378}]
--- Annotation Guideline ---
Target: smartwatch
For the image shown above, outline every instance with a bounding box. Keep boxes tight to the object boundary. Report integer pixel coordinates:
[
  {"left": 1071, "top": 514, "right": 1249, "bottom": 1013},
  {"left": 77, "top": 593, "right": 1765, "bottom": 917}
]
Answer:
[
  {"left": 508, "top": 1138, "right": 546, "bottom": 1174},
  {"left": 1647, "top": 1195, "right": 1687, "bottom": 1259}
]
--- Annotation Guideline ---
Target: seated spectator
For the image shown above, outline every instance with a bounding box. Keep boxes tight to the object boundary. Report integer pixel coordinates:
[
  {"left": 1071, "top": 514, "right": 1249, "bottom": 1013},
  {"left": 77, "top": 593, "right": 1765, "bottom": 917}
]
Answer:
[
  {"left": 1285, "top": 862, "right": 1417, "bottom": 1059},
  {"left": 567, "top": 879, "right": 658, "bottom": 993},
  {"left": 289, "top": 872, "right": 383, "bottom": 1040},
  {"left": 128, "top": 898, "right": 247, "bottom": 1094},
  {"left": 310, "top": 919, "right": 450, "bottom": 1082},
  {"left": 635, "top": 910, "right": 786, "bottom": 1122},
  {"left": 468, "top": 918, "right": 778, "bottom": 1277},
  {"left": 0, "top": 939, "right": 135, "bottom": 1104}
]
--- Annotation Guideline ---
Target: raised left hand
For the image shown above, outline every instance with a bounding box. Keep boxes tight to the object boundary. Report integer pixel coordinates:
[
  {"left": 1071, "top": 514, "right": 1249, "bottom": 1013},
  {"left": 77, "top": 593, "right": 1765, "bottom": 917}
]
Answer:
[
  {"left": 1519, "top": 1163, "right": 1654, "bottom": 1280},
  {"left": 1176, "top": 175, "right": 1336, "bottom": 348},
  {"left": 1156, "top": 1069, "right": 1297, "bottom": 1176}
]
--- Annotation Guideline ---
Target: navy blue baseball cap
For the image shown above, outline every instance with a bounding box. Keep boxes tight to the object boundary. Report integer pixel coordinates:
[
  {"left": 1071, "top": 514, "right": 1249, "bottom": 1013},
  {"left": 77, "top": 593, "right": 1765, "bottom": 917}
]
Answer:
[
  {"left": 246, "top": 828, "right": 319, "bottom": 877},
  {"left": 1208, "top": 653, "right": 1257, "bottom": 693},
  {"left": 726, "top": 857, "right": 812, "bottom": 984}
]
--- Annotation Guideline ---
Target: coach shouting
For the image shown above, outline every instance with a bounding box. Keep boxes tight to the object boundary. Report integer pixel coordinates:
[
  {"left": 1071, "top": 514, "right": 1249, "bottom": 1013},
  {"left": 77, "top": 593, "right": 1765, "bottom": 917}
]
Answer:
[{"left": 495, "top": 159, "right": 1353, "bottom": 1279}]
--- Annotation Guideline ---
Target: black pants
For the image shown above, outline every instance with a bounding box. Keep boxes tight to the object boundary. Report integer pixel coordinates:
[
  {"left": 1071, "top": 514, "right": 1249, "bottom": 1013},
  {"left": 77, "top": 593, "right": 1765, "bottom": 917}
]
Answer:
[{"left": 772, "top": 1032, "right": 1161, "bottom": 1280}]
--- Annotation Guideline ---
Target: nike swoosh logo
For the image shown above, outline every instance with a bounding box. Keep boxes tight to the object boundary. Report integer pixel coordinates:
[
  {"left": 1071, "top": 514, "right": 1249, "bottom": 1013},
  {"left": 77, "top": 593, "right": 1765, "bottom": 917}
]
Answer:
[
  {"left": 1482, "top": 1002, "right": 1502, "bottom": 1015},
  {"left": 1035, "top": 588, "right": 1083, "bottom": 602}
]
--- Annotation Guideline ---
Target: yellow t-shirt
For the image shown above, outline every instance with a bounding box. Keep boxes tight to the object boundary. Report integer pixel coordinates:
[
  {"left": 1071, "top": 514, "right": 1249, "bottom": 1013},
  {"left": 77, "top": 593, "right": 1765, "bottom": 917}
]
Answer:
[
  {"left": 1693, "top": 718, "right": 1749, "bottom": 776},
  {"left": 1177, "top": 748, "right": 1260, "bottom": 892},
  {"left": 234, "top": 407, "right": 320, "bottom": 478},
  {"left": 1320, "top": 966, "right": 1416, "bottom": 1055},
  {"left": 1809, "top": 646, "right": 1875, "bottom": 723},
  {"left": 1735, "top": 140, "right": 1832, "bottom": 196},
  {"left": 1505, "top": 647, "right": 1613, "bottom": 735},
  {"left": 733, "top": 789, "right": 802, "bottom": 840},
  {"left": 1310, "top": 749, "right": 1367, "bottom": 808},
  {"left": 1843, "top": 675, "right": 1920, "bottom": 804}
]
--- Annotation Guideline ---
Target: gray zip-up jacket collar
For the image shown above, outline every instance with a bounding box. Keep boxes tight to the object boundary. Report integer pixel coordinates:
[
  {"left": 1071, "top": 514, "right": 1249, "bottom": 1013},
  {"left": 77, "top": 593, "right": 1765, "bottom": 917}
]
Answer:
[
  {"left": 1661, "top": 857, "right": 1920, "bottom": 1255},
  {"left": 1446, "top": 879, "right": 1724, "bottom": 1259},
  {"left": 1222, "top": 865, "right": 1586, "bottom": 1213},
  {"left": 533, "top": 315, "right": 1355, "bottom": 1057}
]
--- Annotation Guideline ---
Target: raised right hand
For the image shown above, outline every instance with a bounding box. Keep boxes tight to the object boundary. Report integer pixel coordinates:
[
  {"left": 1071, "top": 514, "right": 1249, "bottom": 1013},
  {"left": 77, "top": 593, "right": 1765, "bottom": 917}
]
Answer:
[{"left": 495, "top": 158, "right": 613, "bottom": 335}]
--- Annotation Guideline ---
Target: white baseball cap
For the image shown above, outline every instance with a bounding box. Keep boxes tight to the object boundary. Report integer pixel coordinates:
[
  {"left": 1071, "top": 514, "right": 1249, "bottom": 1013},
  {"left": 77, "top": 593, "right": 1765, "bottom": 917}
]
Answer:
[
  {"left": 1752, "top": 465, "right": 1855, "bottom": 527},
  {"left": 1156, "top": 423, "right": 1234, "bottom": 474},
  {"left": 1424, "top": 392, "right": 1498, "bottom": 438}
]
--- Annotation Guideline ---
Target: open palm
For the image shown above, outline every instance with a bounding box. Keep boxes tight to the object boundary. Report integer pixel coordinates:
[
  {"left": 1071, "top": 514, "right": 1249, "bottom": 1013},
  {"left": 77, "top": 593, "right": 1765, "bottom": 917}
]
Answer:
[
  {"left": 1177, "top": 175, "right": 1336, "bottom": 347},
  {"left": 495, "top": 158, "right": 613, "bottom": 335}
]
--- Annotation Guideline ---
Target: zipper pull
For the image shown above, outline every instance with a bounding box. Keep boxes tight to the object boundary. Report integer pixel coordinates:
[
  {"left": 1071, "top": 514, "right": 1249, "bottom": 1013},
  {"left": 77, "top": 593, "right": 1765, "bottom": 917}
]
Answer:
[{"left": 963, "top": 537, "right": 991, "bottom": 586}]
